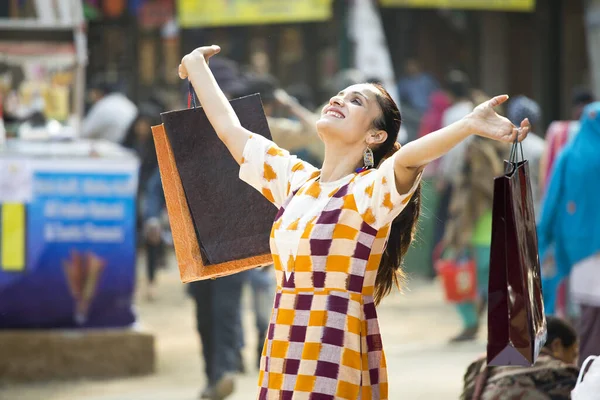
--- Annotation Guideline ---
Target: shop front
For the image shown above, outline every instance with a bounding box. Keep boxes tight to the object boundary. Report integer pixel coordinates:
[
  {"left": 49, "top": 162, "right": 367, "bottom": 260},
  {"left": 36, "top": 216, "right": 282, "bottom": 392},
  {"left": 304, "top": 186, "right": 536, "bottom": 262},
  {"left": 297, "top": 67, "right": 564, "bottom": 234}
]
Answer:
[
  {"left": 0, "top": 1, "right": 140, "bottom": 330},
  {"left": 379, "top": 0, "right": 590, "bottom": 126},
  {"left": 178, "top": 0, "right": 347, "bottom": 105}
]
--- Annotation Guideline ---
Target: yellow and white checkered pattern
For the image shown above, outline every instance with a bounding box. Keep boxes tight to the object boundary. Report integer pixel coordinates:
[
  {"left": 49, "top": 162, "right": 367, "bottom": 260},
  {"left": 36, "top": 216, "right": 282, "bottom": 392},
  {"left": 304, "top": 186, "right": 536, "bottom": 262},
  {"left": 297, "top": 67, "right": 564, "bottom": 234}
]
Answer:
[{"left": 239, "top": 135, "right": 421, "bottom": 399}]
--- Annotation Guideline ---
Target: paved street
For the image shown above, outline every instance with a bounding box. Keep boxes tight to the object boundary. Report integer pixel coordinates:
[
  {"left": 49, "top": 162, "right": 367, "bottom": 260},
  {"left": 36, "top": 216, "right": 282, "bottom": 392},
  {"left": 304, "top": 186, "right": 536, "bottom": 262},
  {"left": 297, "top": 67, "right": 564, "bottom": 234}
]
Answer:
[{"left": 2, "top": 254, "right": 487, "bottom": 400}]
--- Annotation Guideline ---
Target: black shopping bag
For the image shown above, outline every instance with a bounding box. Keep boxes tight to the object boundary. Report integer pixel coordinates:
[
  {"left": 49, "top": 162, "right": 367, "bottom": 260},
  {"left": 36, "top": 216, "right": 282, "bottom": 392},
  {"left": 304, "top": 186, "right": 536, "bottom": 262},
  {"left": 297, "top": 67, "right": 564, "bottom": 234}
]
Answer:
[
  {"left": 152, "top": 87, "right": 275, "bottom": 282},
  {"left": 487, "top": 140, "right": 547, "bottom": 366}
]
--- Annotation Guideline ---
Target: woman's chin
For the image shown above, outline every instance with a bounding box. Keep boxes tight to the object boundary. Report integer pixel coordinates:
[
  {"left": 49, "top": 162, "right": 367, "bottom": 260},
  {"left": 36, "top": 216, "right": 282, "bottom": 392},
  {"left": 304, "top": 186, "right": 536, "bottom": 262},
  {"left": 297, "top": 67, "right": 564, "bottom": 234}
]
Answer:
[{"left": 316, "top": 117, "right": 340, "bottom": 134}]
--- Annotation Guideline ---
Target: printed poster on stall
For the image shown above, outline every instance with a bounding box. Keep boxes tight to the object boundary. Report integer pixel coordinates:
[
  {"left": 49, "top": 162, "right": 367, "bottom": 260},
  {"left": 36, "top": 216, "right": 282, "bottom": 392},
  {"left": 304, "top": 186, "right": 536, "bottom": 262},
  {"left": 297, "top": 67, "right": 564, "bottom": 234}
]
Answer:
[{"left": 0, "top": 161, "right": 138, "bottom": 329}]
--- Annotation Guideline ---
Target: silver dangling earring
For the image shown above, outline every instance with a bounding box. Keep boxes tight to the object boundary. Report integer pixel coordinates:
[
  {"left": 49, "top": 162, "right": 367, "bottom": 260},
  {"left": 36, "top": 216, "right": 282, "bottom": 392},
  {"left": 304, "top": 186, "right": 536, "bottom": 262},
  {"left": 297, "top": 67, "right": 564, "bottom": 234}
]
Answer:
[{"left": 363, "top": 146, "right": 374, "bottom": 169}]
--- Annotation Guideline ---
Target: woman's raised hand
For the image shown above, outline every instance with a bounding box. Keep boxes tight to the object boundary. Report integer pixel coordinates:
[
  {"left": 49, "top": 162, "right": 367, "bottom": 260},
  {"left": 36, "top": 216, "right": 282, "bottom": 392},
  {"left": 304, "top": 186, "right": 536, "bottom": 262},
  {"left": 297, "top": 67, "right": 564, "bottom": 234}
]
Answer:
[
  {"left": 178, "top": 45, "right": 221, "bottom": 79},
  {"left": 466, "top": 95, "right": 530, "bottom": 143}
]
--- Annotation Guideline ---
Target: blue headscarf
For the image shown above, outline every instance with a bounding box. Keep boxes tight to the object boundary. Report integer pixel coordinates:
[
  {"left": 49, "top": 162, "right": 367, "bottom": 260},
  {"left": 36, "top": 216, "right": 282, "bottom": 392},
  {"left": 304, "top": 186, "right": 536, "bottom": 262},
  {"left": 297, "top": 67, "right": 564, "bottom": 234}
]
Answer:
[{"left": 538, "top": 102, "right": 600, "bottom": 313}]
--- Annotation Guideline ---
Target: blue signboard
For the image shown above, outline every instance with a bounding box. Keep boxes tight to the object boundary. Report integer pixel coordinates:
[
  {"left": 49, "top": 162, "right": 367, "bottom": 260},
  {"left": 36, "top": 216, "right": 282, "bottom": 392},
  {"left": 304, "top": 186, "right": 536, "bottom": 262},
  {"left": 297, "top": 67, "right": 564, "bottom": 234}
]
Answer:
[{"left": 0, "top": 163, "right": 138, "bottom": 329}]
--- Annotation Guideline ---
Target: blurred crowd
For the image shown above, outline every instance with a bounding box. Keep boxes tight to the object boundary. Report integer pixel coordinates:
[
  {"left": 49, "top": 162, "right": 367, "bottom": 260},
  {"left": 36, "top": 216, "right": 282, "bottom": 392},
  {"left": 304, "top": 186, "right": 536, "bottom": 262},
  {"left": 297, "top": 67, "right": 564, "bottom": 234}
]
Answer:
[{"left": 80, "top": 50, "right": 598, "bottom": 399}]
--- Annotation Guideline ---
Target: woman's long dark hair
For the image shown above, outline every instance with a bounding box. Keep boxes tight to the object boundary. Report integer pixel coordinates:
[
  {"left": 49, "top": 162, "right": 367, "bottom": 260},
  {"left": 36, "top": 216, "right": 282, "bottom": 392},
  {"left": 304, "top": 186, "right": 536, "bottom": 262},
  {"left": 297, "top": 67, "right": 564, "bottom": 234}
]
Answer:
[{"left": 369, "top": 83, "right": 422, "bottom": 305}]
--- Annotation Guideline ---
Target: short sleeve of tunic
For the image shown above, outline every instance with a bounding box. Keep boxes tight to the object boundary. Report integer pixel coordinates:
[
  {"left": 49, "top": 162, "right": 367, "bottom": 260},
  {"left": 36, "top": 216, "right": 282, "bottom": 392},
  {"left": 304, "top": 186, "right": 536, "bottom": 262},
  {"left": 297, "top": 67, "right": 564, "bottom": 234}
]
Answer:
[
  {"left": 352, "top": 153, "right": 422, "bottom": 230},
  {"left": 239, "top": 134, "right": 318, "bottom": 208}
]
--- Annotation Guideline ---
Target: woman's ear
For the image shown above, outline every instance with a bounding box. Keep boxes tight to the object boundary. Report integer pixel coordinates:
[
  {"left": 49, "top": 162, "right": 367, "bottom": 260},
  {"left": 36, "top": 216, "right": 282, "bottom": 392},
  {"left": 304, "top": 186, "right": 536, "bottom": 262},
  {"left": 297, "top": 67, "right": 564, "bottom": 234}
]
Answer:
[{"left": 366, "top": 129, "right": 388, "bottom": 146}]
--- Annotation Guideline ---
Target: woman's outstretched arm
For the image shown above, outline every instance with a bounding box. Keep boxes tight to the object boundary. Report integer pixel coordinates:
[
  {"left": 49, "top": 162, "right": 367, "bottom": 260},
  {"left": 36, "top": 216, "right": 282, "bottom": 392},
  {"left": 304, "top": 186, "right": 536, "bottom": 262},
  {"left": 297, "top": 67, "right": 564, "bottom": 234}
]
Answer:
[
  {"left": 392, "top": 95, "right": 530, "bottom": 193},
  {"left": 179, "top": 45, "right": 249, "bottom": 164}
]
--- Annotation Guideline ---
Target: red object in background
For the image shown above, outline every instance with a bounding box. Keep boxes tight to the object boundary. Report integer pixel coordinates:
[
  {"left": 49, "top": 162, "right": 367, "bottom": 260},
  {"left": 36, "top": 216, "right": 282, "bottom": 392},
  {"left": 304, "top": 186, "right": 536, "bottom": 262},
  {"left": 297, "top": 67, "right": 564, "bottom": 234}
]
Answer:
[
  {"left": 102, "top": 0, "right": 126, "bottom": 18},
  {"left": 434, "top": 243, "right": 478, "bottom": 303}
]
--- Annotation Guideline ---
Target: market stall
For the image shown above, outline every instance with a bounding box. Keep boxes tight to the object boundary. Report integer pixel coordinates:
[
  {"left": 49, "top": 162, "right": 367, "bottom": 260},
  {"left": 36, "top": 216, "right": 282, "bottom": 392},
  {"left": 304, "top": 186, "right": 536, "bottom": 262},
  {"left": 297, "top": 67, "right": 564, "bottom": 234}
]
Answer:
[
  {"left": 0, "top": 1, "right": 140, "bottom": 330},
  {"left": 0, "top": 140, "right": 139, "bottom": 329}
]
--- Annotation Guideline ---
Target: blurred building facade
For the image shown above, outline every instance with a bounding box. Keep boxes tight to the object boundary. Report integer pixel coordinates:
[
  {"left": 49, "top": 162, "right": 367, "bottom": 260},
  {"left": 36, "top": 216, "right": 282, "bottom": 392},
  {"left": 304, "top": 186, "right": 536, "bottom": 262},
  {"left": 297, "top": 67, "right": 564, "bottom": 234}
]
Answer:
[
  {"left": 380, "top": 0, "right": 590, "bottom": 128},
  {"left": 178, "top": 0, "right": 350, "bottom": 106},
  {"left": 42, "top": 0, "right": 595, "bottom": 127}
]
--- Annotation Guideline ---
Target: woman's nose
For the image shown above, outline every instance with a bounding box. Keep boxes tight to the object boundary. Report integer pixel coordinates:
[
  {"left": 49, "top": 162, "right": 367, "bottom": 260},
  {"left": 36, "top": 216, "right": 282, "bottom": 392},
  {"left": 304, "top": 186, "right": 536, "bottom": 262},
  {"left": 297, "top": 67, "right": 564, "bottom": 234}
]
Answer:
[{"left": 330, "top": 96, "right": 344, "bottom": 107}]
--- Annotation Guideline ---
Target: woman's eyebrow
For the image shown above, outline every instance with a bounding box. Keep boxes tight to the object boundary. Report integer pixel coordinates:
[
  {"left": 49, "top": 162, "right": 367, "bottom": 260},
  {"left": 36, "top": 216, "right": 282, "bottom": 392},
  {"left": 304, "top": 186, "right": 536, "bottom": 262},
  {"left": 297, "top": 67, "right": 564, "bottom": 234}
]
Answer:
[
  {"left": 338, "top": 91, "right": 369, "bottom": 102},
  {"left": 352, "top": 91, "right": 369, "bottom": 102}
]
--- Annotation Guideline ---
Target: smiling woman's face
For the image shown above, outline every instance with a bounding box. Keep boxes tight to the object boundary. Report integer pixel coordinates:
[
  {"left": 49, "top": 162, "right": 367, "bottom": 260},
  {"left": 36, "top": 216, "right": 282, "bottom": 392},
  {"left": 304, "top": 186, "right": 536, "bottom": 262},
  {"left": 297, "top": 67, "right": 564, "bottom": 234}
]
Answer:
[{"left": 316, "top": 84, "right": 385, "bottom": 146}]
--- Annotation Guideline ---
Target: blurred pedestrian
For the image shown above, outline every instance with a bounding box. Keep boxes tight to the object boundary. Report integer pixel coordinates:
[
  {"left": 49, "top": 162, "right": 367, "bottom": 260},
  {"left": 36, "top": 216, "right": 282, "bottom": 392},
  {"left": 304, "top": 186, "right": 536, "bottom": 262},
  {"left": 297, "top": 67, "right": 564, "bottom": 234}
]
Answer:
[
  {"left": 438, "top": 70, "right": 475, "bottom": 182},
  {"left": 461, "top": 316, "right": 579, "bottom": 400},
  {"left": 538, "top": 102, "right": 600, "bottom": 366},
  {"left": 540, "top": 89, "right": 595, "bottom": 192},
  {"left": 123, "top": 102, "right": 162, "bottom": 192},
  {"left": 81, "top": 78, "right": 137, "bottom": 143},
  {"left": 141, "top": 167, "right": 166, "bottom": 301},
  {"left": 417, "top": 91, "right": 451, "bottom": 139},
  {"left": 122, "top": 101, "right": 166, "bottom": 300},
  {"left": 178, "top": 44, "right": 529, "bottom": 399},
  {"left": 506, "top": 95, "right": 545, "bottom": 218},
  {"left": 432, "top": 70, "right": 475, "bottom": 259},
  {"left": 538, "top": 89, "right": 594, "bottom": 322},
  {"left": 240, "top": 267, "right": 275, "bottom": 370},
  {"left": 397, "top": 59, "right": 438, "bottom": 142},
  {"left": 248, "top": 50, "right": 271, "bottom": 78},
  {"left": 397, "top": 58, "right": 439, "bottom": 114},
  {"left": 246, "top": 73, "right": 321, "bottom": 164}
]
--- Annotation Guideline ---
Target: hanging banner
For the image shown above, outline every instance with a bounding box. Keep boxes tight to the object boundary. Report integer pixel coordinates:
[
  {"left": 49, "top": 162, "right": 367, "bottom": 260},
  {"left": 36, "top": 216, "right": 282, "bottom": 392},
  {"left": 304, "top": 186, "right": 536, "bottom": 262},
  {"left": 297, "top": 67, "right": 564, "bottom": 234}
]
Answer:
[
  {"left": 349, "top": 0, "right": 399, "bottom": 106},
  {"left": 379, "top": 0, "right": 535, "bottom": 12},
  {"left": 178, "top": 0, "right": 333, "bottom": 28}
]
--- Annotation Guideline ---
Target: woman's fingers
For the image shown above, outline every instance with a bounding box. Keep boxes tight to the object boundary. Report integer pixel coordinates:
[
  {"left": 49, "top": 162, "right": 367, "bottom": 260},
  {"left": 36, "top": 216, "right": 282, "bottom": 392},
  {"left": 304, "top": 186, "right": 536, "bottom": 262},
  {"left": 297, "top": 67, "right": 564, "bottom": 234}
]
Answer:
[
  {"left": 509, "top": 120, "right": 530, "bottom": 142},
  {"left": 178, "top": 63, "right": 187, "bottom": 79},
  {"left": 517, "top": 118, "right": 530, "bottom": 142},
  {"left": 488, "top": 94, "right": 509, "bottom": 108},
  {"left": 198, "top": 45, "right": 221, "bottom": 62},
  {"left": 206, "top": 45, "right": 221, "bottom": 58},
  {"left": 518, "top": 124, "right": 530, "bottom": 142},
  {"left": 178, "top": 45, "right": 221, "bottom": 80}
]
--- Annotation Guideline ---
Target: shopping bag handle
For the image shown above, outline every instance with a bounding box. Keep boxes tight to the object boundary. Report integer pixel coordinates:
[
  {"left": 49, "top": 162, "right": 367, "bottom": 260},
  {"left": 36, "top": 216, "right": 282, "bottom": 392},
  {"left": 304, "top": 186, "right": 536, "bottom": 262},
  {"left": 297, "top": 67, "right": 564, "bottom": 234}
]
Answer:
[
  {"left": 505, "top": 134, "right": 525, "bottom": 175},
  {"left": 187, "top": 81, "right": 199, "bottom": 109},
  {"left": 508, "top": 134, "right": 525, "bottom": 164}
]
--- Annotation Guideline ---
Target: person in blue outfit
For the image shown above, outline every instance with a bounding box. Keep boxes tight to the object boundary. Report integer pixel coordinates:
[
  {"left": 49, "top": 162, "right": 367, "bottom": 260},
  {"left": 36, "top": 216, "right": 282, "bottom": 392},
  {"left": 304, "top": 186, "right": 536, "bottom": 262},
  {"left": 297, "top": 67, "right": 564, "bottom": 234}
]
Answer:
[
  {"left": 397, "top": 59, "right": 439, "bottom": 114},
  {"left": 538, "top": 102, "right": 600, "bottom": 366}
]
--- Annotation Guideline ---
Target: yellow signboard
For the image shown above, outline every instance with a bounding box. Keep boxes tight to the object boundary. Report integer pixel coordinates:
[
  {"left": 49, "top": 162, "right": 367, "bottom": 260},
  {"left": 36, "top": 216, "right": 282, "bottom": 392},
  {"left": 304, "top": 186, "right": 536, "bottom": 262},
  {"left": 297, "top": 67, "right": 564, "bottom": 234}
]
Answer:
[
  {"left": 380, "top": 0, "right": 535, "bottom": 12},
  {"left": 178, "top": 0, "right": 333, "bottom": 28}
]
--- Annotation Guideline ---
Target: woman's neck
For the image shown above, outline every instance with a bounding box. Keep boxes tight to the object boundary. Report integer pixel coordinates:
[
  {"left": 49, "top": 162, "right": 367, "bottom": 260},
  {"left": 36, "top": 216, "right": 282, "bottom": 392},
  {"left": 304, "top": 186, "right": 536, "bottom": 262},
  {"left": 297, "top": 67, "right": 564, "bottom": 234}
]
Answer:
[{"left": 320, "top": 142, "right": 364, "bottom": 183}]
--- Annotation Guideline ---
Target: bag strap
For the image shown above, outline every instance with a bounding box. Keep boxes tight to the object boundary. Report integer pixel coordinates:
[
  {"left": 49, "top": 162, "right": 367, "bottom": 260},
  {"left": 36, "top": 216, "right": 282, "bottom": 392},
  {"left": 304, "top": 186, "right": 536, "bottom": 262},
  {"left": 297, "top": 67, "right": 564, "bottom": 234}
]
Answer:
[
  {"left": 187, "top": 81, "right": 198, "bottom": 109},
  {"left": 508, "top": 135, "right": 525, "bottom": 165},
  {"left": 505, "top": 134, "right": 525, "bottom": 175}
]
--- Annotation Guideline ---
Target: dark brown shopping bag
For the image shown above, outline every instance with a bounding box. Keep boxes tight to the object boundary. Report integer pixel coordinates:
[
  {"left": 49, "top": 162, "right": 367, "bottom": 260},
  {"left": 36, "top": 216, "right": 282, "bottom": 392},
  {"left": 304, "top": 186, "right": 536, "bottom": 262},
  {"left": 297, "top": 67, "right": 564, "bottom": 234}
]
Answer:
[
  {"left": 151, "top": 90, "right": 275, "bottom": 282},
  {"left": 487, "top": 140, "right": 547, "bottom": 366}
]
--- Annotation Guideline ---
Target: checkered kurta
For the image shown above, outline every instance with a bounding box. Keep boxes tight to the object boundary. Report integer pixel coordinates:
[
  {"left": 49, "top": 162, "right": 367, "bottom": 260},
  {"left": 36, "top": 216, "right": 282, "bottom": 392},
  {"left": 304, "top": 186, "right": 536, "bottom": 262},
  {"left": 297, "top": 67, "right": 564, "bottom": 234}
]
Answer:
[{"left": 240, "top": 135, "right": 421, "bottom": 400}]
